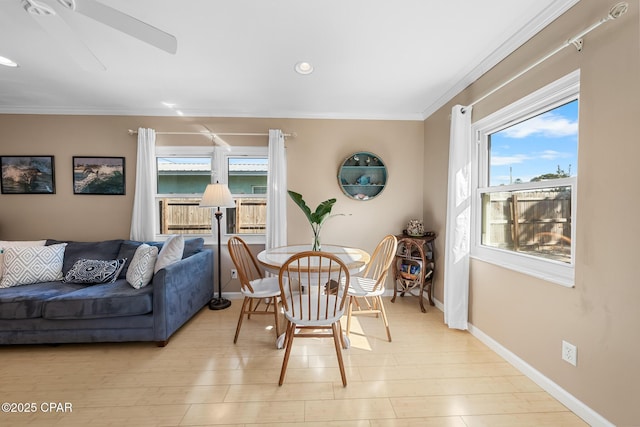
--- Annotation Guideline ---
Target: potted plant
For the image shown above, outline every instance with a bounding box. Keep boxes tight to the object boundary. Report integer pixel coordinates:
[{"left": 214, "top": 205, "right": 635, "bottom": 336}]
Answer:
[{"left": 288, "top": 190, "right": 340, "bottom": 251}]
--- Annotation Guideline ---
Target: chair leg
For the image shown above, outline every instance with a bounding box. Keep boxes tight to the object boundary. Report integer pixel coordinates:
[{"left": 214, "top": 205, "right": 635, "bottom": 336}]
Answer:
[
  {"left": 279, "top": 320, "right": 296, "bottom": 386},
  {"left": 247, "top": 299, "right": 254, "bottom": 319},
  {"left": 371, "top": 297, "right": 380, "bottom": 317},
  {"left": 332, "top": 322, "right": 347, "bottom": 387},
  {"left": 233, "top": 297, "right": 251, "bottom": 344},
  {"left": 377, "top": 296, "right": 392, "bottom": 342},
  {"left": 338, "top": 319, "right": 348, "bottom": 349},
  {"left": 273, "top": 298, "right": 280, "bottom": 338},
  {"left": 346, "top": 295, "right": 354, "bottom": 337}
]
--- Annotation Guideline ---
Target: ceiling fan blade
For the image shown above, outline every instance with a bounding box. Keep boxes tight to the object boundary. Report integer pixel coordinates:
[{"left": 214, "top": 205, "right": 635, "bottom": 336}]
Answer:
[
  {"left": 73, "top": 0, "right": 177, "bottom": 54},
  {"left": 30, "top": 10, "right": 106, "bottom": 71}
]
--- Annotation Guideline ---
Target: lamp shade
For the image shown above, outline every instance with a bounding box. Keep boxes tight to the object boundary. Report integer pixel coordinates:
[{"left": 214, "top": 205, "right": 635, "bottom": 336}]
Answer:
[{"left": 199, "top": 183, "right": 235, "bottom": 208}]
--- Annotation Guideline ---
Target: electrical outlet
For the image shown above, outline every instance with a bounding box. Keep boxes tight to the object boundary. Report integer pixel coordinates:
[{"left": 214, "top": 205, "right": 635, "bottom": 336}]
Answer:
[
  {"left": 231, "top": 269, "right": 238, "bottom": 279},
  {"left": 562, "top": 340, "right": 577, "bottom": 366}
]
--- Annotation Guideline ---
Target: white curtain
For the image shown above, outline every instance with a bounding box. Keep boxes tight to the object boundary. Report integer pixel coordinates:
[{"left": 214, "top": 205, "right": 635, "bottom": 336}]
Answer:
[
  {"left": 266, "top": 129, "right": 287, "bottom": 250},
  {"left": 443, "top": 105, "right": 472, "bottom": 330},
  {"left": 130, "top": 127, "right": 156, "bottom": 241}
]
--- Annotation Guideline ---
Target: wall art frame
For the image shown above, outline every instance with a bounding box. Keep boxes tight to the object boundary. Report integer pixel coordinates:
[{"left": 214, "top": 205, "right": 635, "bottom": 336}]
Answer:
[
  {"left": 72, "top": 156, "right": 125, "bottom": 195},
  {"left": 0, "top": 155, "right": 56, "bottom": 194}
]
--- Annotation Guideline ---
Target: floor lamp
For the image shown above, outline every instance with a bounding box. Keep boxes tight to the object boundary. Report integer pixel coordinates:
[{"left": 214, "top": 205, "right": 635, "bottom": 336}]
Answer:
[{"left": 200, "top": 182, "right": 235, "bottom": 310}]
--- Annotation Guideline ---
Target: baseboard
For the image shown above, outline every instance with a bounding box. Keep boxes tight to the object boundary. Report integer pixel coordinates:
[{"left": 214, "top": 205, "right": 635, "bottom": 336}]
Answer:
[
  {"left": 222, "top": 292, "right": 243, "bottom": 300},
  {"left": 468, "top": 324, "right": 614, "bottom": 427}
]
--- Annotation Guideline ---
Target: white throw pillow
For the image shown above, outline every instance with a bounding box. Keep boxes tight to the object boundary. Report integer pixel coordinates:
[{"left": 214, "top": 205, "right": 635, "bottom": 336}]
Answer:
[
  {"left": 0, "top": 243, "right": 67, "bottom": 288},
  {"left": 0, "top": 240, "right": 47, "bottom": 281},
  {"left": 154, "top": 234, "right": 184, "bottom": 274},
  {"left": 127, "top": 244, "right": 159, "bottom": 289}
]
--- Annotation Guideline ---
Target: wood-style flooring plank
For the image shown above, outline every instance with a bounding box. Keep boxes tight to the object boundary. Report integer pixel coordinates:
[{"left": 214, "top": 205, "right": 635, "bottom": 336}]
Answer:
[{"left": 0, "top": 296, "right": 587, "bottom": 426}]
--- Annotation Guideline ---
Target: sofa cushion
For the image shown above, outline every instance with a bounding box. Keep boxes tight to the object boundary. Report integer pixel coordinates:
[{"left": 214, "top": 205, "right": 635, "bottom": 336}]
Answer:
[
  {"left": 0, "top": 243, "right": 67, "bottom": 288},
  {"left": 0, "top": 240, "right": 46, "bottom": 281},
  {"left": 0, "top": 281, "right": 85, "bottom": 319},
  {"left": 116, "top": 240, "right": 144, "bottom": 279},
  {"left": 116, "top": 237, "right": 204, "bottom": 279},
  {"left": 46, "top": 239, "right": 124, "bottom": 276},
  {"left": 63, "top": 258, "right": 126, "bottom": 284},
  {"left": 126, "top": 244, "right": 158, "bottom": 289},
  {"left": 154, "top": 234, "right": 184, "bottom": 273},
  {"left": 42, "top": 279, "right": 153, "bottom": 320},
  {"left": 147, "top": 237, "right": 203, "bottom": 259},
  {"left": 183, "top": 237, "right": 204, "bottom": 258}
]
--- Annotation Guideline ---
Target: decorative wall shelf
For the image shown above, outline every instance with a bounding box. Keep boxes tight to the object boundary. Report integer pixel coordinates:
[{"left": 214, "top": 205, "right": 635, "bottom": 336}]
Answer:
[{"left": 337, "top": 151, "right": 387, "bottom": 201}]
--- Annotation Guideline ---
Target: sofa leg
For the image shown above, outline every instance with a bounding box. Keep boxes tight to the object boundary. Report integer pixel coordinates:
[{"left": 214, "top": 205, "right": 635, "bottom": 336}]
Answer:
[{"left": 156, "top": 340, "right": 169, "bottom": 347}]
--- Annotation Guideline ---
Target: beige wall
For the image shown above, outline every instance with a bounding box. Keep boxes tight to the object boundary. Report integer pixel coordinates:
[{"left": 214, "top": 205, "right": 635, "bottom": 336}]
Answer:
[
  {"left": 424, "top": 0, "right": 640, "bottom": 424},
  {"left": 2, "top": 0, "right": 636, "bottom": 423},
  {"left": 0, "top": 115, "right": 423, "bottom": 291}
]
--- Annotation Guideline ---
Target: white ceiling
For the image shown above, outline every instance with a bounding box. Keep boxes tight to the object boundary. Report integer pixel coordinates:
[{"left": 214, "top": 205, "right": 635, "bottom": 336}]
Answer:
[{"left": 0, "top": 0, "right": 579, "bottom": 120}]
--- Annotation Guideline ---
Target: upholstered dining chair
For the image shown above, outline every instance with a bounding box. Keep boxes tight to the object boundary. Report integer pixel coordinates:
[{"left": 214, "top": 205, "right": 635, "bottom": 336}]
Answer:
[
  {"left": 277, "top": 251, "right": 350, "bottom": 387},
  {"left": 346, "top": 234, "right": 398, "bottom": 342},
  {"left": 228, "top": 236, "right": 280, "bottom": 344}
]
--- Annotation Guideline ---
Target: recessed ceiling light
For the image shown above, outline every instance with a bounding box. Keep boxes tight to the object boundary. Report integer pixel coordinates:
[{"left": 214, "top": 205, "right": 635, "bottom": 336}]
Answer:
[
  {"left": 161, "top": 101, "right": 176, "bottom": 108},
  {"left": 0, "top": 56, "right": 18, "bottom": 68},
  {"left": 294, "top": 61, "right": 314, "bottom": 75}
]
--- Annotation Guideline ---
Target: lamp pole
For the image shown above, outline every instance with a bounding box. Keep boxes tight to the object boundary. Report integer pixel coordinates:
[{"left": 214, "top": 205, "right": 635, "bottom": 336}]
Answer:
[
  {"left": 210, "top": 208, "right": 231, "bottom": 310},
  {"left": 199, "top": 181, "right": 234, "bottom": 310}
]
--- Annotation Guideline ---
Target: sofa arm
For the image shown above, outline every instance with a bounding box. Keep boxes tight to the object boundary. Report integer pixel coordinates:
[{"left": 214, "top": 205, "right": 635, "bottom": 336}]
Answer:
[{"left": 151, "top": 249, "right": 213, "bottom": 342}]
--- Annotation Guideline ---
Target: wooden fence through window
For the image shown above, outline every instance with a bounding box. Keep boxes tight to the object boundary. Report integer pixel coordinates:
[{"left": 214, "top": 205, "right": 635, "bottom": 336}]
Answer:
[
  {"left": 483, "top": 189, "right": 571, "bottom": 262},
  {"left": 159, "top": 197, "right": 266, "bottom": 235}
]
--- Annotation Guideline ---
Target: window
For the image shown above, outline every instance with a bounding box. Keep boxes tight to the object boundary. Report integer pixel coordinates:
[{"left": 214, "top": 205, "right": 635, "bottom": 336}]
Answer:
[
  {"left": 224, "top": 154, "right": 268, "bottom": 236},
  {"left": 154, "top": 146, "right": 268, "bottom": 243},
  {"left": 472, "top": 70, "right": 579, "bottom": 286},
  {"left": 156, "top": 151, "right": 213, "bottom": 235}
]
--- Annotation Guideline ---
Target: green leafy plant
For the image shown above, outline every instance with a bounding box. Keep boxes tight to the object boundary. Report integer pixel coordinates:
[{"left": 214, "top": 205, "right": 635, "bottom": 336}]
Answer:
[{"left": 288, "top": 190, "right": 339, "bottom": 251}]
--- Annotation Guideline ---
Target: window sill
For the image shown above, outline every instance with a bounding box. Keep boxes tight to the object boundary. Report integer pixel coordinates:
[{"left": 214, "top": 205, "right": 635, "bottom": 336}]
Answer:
[
  {"left": 155, "top": 234, "right": 265, "bottom": 247},
  {"left": 471, "top": 248, "right": 574, "bottom": 288},
  {"left": 204, "top": 234, "right": 266, "bottom": 246}
]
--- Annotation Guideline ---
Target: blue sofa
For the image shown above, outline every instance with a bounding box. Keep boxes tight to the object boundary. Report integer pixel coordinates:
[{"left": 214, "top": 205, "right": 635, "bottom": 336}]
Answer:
[{"left": 0, "top": 238, "right": 213, "bottom": 346}]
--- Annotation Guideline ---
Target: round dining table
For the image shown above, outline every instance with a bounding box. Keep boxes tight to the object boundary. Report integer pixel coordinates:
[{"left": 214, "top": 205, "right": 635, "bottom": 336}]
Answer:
[
  {"left": 257, "top": 244, "right": 370, "bottom": 276},
  {"left": 256, "top": 244, "right": 370, "bottom": 349}
]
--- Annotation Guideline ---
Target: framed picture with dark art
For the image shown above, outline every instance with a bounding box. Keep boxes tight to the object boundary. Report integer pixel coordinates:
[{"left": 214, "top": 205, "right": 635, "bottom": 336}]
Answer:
[
  {"left": 72, "top": 156, "right": 125, "bottom": 195},
  {"left": 0, "top": 156, "right": 56, "bottom": 194}
]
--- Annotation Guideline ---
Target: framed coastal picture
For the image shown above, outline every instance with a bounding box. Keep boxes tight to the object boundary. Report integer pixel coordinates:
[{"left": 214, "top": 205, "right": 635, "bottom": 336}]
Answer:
[
  {"left": 72, "top": 156, "right": 125, "bottom": 195},
  {"left": 0, "top": 156, "right": 55, "bottom": 194}
]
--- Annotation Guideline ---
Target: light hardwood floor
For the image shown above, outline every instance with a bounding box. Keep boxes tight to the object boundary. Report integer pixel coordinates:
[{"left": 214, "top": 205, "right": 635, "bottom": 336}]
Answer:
[{"left": 0, "top": 296, "right": 587, "bottom": 426}]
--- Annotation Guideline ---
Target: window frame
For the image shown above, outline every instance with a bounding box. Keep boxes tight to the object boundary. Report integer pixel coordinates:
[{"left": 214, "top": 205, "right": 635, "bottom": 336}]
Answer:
[
  {"left": 154, "top": 145, "right": 268, "bottom": 245},
  {"left": 155, "top": 146, "right": 214, "bottom": 240},
  {"left": 215, "top": 146, "right": 268, "bottom": 245},
  {"left": 471, "top": 70, "right": 580, "bottom": 287}
]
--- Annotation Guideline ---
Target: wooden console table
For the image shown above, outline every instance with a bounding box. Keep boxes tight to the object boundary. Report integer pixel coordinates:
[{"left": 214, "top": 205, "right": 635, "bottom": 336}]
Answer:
[{"left": 391, "top": 233, "right": 436, "bottom": 313}]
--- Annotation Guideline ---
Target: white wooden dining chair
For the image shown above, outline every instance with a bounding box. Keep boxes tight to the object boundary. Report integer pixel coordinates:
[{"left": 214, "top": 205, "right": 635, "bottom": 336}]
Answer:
[
  {"left": 346, "top": 234, "right": 398, "bottom": 342},
  {"left": 277, "top": 251, "right": 351, "bottom": 386},
  {"left": 228, "top": 236, "right": 280, "bottom": 344}
]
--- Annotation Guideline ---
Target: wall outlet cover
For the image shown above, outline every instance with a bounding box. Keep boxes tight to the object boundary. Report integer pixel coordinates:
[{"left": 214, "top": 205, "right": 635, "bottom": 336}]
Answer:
[{"left": 562, "top": 340, "right": 577, "bottom": 366}]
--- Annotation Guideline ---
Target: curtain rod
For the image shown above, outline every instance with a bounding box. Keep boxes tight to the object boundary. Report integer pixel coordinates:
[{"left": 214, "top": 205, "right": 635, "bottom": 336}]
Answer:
[
  {"left": 468, "top": 2, "right": 628, "bottom": 109},
  {"left": 127, "top": 130, "right": 295, "bottom": 138}
]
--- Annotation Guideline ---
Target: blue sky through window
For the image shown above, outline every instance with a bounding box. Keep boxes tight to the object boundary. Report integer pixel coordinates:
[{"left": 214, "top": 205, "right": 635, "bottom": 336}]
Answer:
[{"left": 489, "top": 99, "right": 578, "bottom": 186}]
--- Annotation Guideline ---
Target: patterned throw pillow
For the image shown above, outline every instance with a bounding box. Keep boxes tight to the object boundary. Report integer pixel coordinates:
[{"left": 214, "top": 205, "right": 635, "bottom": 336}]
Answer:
[
  {"left": 126, "top": 244, "right": 159, "bottom": 289},
  {"left": 0, "top": 240, "right": 47, "bottom": 280},
  {"left": 63, "top": 258, "right": 126, "bottom": 284},
  {"left": 0, "top": 243, "right": 67, "bottom": 288}
]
